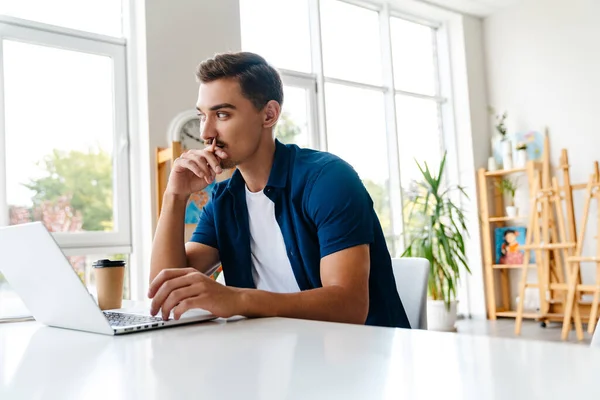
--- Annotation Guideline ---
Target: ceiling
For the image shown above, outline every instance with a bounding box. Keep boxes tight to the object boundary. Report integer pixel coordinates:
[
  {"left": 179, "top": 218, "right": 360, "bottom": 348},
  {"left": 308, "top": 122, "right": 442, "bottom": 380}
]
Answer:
[{"left": 417, "top": 0, "right": 523, "bottom": 16}]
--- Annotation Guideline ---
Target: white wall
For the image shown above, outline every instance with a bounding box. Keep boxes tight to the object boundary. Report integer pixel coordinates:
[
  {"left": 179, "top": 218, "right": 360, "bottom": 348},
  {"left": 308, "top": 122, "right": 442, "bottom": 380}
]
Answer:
[
  {"left": 145, "top": 0, "right": 241, "bottom": 229},
  {"left": 484, "top": 0, "right": 600, "bottom": 306},
  {"left": 447, "top": 15, "right": 490, "bottom": 319}
]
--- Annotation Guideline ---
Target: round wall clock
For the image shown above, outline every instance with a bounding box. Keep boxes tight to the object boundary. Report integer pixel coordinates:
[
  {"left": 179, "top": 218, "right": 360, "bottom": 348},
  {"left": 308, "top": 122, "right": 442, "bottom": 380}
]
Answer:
[{"left": 167, "top": 110, "right": 204, "bottom": 151}]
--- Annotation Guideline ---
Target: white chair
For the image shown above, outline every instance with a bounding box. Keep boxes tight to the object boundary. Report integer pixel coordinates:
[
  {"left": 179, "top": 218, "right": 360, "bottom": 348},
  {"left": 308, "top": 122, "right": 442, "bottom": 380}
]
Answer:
[
  {"left": 216, "top": 270, "right": 226, "bottom": 285},
  {"left": 392, "top": 257, "right": 430, "bottom": 330},
  {"left": 592, "top": 325, "right": 600, "bottom": 347}
]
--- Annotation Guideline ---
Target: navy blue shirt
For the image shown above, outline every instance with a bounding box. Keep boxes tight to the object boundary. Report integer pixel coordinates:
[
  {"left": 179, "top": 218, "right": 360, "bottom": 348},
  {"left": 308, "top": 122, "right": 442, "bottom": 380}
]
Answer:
[{"left": 191, "top": 140, "right": 410, "bottom": 328}]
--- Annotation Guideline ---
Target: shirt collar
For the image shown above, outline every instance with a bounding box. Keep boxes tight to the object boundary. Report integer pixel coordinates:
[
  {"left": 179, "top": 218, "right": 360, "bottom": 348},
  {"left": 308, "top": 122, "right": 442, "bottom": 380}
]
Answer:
[{"left": 227, "top": 139, "right": 290, "bottom": 192}]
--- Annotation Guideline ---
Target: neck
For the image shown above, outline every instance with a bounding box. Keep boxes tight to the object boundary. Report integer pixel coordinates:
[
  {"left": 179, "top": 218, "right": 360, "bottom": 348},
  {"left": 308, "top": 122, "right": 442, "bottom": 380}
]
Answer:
[{"left": 238, "top": 136, "right": 276, "bottom": 193}]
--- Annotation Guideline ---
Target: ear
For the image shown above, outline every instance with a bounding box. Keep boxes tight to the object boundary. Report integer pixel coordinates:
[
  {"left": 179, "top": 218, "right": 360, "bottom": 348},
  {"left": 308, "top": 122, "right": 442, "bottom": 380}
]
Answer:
[{"left": 262, "top": 100, "right": 281, "bottom": 129}]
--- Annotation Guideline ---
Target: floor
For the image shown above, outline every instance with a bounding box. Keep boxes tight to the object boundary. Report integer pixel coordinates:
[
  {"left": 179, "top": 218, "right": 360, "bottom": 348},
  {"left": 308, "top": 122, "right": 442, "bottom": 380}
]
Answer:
[{"left": 455, "top": 317, "right": 593, "bottom": 345}]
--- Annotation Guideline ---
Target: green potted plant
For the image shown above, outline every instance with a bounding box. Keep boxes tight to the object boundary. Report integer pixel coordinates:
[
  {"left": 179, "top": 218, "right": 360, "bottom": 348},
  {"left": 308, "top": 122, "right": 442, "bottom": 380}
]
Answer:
[
  {"left": 496, "top": 178, "right": 518, "bottom": 217},
  {"left": 402, "top": 152, "right": 470, "bottom": 331}
]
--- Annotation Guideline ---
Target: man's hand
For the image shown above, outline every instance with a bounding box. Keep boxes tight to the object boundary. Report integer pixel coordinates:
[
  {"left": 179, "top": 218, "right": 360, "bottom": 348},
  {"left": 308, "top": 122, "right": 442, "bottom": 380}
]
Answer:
[
  {"left": 166, "top": 139, "right": 228, "bottom": 198},
  {"left": 148, "top": 268, "right": 243, "bottom": 320}
]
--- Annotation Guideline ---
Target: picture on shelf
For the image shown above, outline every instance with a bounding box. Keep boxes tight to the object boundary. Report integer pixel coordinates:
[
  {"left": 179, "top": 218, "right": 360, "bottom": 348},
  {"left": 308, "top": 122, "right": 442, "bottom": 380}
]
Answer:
[
  {"left": 495, "top": 226, "right": 535, "bottom": 264},
  {"left": 514, "top": 130, "right": 544, "bottom": 161}
]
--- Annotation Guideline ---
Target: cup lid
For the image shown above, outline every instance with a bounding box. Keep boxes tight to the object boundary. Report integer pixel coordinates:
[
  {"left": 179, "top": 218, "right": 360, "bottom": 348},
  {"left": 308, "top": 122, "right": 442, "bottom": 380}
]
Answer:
[{"left": 92, "top": 259, "right": 126, "bottom": 268}]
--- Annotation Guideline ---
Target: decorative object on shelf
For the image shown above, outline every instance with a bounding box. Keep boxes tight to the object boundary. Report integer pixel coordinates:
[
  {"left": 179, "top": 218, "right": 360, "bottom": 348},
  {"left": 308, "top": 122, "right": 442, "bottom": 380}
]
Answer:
[
  {"left": 501, "top": 139, "right": 514, "bottom": 170},
  {"left": 402, "top": 152, "right": 470, "bottom": 332},
  {"left": 495, "top": 177, "right": 518, "bottom": 217},
  {"left": 488, "top": 156, "right": 498, "bottom": 172},
  {"left": 516, "top": 142, "right": 528, "bottom": 168},
  {"left": 514, "top": 130, "right": 544, "bottom": 161},
  {"left": 494, "top": 226, "right": 534, "bottom": 264},
  {"left": 488, "top": 107, "right": 510, "bottom": 168}
]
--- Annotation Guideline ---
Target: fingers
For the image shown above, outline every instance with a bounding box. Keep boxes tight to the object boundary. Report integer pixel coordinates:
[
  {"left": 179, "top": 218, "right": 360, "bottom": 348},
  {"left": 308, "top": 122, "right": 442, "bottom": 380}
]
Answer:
[
  {"left": 148, "top": 268, "right": 195, "bottom": 312},
  {"left": 183, "top": 149, "right": 223, "bottom": 176},
  {"left": 207, "top": 138, "right": 228, "bottom": 159},
  {"left": 162, "top": 286, "right": 199, "bottom": 320},
  {"left": 172, "top": 299, "right": 195, "bottom": 321},
  {"left": 150, "top": 273, "right": 196, "bottom": 318},
  {"left": 174, "top": 157, "right": 214, "bottom": 182},
  {"left": 148, "top": 268, "right": 190, "bottom": 298}
]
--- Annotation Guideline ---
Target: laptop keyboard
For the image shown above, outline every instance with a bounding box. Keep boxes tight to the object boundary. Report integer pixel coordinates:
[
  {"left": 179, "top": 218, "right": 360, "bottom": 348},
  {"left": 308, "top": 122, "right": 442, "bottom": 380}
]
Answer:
[{"left": 104, "top": 312, "right": 165, "bottom": 327}]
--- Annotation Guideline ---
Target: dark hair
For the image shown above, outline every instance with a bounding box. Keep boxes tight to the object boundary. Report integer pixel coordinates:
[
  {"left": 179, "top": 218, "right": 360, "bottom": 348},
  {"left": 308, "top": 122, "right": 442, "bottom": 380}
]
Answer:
[
  {"left": 503, "top": 229, "right": 516, "bottom": 238},
  {"left": 195, "top": 52, "right": 283, "bottom": 110}
]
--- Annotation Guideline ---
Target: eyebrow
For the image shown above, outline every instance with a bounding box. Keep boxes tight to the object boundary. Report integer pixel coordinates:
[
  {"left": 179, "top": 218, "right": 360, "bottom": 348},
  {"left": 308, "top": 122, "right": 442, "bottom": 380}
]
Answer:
[{"left": 196, "top": 103, "right": 237, "bottom": 113}]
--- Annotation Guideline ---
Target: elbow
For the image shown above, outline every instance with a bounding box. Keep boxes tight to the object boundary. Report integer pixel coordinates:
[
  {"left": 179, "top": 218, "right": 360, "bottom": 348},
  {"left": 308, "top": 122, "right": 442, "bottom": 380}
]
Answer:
[
  {"left": 350, "top": 302, "right": 369, "bottom": 325},
  {"left": 343, "top": 292, "right": 369, "bottom": 325}
]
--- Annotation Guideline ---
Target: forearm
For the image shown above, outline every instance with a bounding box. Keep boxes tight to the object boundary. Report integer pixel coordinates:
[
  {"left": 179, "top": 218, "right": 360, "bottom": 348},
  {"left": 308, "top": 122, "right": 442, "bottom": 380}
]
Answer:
[
  {"left": 150, "top": 194, "right": 189, "bottom": 282},
  {"left": 238, "top": 286, "right": 369, "bottom": 325}
]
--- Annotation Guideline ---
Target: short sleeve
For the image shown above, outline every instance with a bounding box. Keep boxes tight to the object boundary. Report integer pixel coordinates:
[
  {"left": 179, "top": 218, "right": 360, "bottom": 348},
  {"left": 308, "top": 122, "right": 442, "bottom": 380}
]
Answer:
[
  {"left": 190, "top": 195, "right": 218, "bottom": 249},
  {"left": 306, "top": 160, "right": 375, "bottom": 258}
]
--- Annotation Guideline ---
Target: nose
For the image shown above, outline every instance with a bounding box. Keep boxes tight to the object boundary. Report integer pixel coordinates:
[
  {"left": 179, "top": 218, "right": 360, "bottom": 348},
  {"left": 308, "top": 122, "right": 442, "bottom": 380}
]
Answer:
[{"left": 199, "top": 117, "right": 217, "bottom": 144}]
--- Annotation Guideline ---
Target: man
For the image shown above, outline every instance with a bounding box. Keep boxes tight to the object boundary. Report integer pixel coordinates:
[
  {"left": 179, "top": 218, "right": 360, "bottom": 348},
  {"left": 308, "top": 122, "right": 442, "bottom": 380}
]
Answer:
[{"left": 149, "top": 52, "right": 410, "bottom": 328}]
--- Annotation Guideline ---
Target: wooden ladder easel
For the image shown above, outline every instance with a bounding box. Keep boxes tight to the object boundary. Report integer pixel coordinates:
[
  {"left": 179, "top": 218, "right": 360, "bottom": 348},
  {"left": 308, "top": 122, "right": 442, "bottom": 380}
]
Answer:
[
  {"left": 561, "top": 162, "right": 600, "bottom": 340},
  {"left": 515, "top": 139, "right": 576, "bottom": 334}
]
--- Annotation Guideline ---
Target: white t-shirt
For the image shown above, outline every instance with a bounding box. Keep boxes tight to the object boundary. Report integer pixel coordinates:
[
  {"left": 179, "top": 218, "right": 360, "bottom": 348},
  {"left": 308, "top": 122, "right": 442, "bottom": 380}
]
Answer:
[{"left": 245, "top": 186, "right": 301, "bottom": 293}]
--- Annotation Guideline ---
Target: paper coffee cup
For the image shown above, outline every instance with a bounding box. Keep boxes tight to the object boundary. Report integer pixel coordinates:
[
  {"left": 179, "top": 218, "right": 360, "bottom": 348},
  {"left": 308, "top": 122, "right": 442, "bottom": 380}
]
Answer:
[{"left": 93, "top": 259, "right": 125, "bottom": 310}]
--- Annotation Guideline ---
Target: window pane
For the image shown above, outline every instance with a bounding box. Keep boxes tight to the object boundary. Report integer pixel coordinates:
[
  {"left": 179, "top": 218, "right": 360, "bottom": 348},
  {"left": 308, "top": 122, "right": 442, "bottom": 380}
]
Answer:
[
  {"left": 4, "top": 40, "right": 117, "bottom": 233},
  {"left": 0, "top": 0, "right": 122, "bottom": 37},
  {"left": 325, "top": 83, "right": 393, "bottom": 248},
  {"left": 0, "top": 253, "right": 130, "bottom": 319},
  {"left": 275, "top": 86, "right": 310, "bottom": 148},
  {"left": 390, "top": 17, "right": 437, "bottom": 95},
  {"left": 240, "top": 0, "right": 311, "bottom": 73},
  {"left": 396, "top": 95, "right": 443, "bottom": 191},
  {"left": 320, "top": 0, "right": 382, "bottom": 85}
]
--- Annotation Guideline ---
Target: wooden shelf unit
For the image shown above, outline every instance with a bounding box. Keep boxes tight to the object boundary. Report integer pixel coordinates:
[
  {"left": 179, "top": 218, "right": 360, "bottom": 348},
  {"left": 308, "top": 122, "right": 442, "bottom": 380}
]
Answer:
[{"left": 478, "top": 161, "right": 540, "bottom": 320}]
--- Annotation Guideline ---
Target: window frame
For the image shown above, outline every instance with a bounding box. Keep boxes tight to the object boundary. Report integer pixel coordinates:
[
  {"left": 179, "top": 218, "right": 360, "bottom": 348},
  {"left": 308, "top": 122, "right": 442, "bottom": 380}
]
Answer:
[
  {"left": 0, "top": 15, "right": 132, "bottom": 253},
  {"left": 240, "top": 0, "right": 453, "bottom": 257},
  {"left": 279, "top": 69, "right": 320, "bottom": 150}
]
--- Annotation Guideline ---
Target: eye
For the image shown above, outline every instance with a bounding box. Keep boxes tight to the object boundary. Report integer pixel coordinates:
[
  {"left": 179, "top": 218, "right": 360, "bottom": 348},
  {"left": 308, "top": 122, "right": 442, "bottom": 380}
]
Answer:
[{"left": 216, "top": 112, "right": 229, "bottom": 119}]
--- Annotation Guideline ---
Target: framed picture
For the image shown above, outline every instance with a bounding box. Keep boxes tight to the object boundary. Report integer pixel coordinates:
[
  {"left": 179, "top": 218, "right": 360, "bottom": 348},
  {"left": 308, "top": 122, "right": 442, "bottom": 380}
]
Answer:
[
  {"left": 495, "top": 226, "right": 535, "bottom": 264},
  {"left": 514, "top": 130, "right": 544, "bottom": 161}
]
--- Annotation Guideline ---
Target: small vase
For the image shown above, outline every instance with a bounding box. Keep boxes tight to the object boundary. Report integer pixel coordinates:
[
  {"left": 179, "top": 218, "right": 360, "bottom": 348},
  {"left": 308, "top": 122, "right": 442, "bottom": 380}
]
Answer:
[
  {"left": 501, "top": 140, "right": 513, "bottom": 170},
  {"left": 506, "top": 206, "right": 518, "bottom": 218},
  {"left": 488, "top": 156, "right": 498, "bottom": 172},
  {"left": 516, "top": 149, "right": 527, "bottom": 168}
]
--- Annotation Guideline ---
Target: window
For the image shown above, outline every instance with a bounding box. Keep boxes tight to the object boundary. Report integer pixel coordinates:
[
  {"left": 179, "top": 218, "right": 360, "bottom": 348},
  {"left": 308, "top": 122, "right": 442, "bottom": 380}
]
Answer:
[
  {"left": 240, "top": 0, "right": 312, "bottom": 73},
  {"left": 0, "top": 0, "right": 123, "bottom": 37},
  {"left": 276, "top": 85, "right": 312, "bottom": 148},
  {"left": 240, "top": 0, "right": 449, "bottom": 256},
  {"left": 324, "top": 83, "right": 392, "bottom": 242},
  {"left": 320, "top": 0, "right": 382, "bottom": 85},
  {"left": 0, "top": 6, "right": 130, "bottom": 318}
]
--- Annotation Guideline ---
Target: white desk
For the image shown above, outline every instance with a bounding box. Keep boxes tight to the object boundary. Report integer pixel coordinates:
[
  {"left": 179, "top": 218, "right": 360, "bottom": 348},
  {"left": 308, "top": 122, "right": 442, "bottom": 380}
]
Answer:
[{"left": 0, "top": 317, "right": 599, "bottom": 400}]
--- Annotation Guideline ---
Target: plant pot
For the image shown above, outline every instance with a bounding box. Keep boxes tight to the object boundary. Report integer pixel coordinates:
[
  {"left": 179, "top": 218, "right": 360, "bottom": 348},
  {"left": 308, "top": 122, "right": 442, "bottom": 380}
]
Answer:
[
  {"left": 516, "top": 149, "right": 528, "bottom": 168},
  {"left": 506, "top": 206, "right": 518, "bottom": 218},
  {"left": 427, "top": 299, "right": 458, "bottom": 332}
]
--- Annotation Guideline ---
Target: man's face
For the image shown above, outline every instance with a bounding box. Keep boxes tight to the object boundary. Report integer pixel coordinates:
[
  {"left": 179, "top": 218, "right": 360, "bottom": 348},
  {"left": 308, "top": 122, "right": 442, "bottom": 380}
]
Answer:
[{"left": 196, "top": 78, "right": 264, "bottom": 169}]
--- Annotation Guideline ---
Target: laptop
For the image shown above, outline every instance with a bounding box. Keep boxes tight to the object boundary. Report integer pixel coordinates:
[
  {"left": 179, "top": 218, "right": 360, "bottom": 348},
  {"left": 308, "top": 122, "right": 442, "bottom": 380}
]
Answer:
[{"left": 0, "top": 222, "right": 217, "bottom": 335}]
